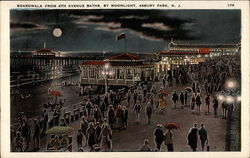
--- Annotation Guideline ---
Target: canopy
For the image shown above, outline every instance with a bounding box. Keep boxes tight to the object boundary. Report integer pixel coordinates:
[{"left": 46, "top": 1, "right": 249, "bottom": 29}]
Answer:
[{"left": 45, "top": 126, "right": 73, "bottom": 135}]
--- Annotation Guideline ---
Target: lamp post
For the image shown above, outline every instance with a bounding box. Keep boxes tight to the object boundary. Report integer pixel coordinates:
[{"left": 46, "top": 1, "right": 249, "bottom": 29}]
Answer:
[
  {"left": 102, "top": 63, "right": 113, "bottom": 94},
  {"left": 218, "top": 80, "right": 241, "bottom": 151},
  {"left": 217, "top": 80, "right": 241, "bottom": 111}
]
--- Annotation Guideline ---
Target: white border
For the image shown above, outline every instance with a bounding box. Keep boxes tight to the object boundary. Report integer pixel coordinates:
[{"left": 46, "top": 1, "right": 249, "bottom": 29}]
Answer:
[{"left": 1, "top": 1, "right": 249, "bottom": 158}]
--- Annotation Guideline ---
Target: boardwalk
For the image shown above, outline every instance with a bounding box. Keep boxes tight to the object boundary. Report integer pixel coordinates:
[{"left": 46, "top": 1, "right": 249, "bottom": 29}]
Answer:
[{"left": 12, "top": 78, "right": 227, "bottom": 152}]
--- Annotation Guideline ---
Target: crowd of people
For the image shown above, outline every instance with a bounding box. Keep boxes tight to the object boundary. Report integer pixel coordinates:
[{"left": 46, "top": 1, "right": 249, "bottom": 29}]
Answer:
[
  {"left": 157, "top": 56, "right": 240, "bottom": 119},
  {"left": 11, "top": 55, "right": 240, "bottom": 152}
]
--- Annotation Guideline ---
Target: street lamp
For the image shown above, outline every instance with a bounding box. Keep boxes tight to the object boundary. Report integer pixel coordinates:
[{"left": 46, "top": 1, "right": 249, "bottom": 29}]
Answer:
[
  {"left": 102, "top": 63, "right": 113, "bottom": 94},
  {"left": 226, "top": 80, "right": 236, "bottom": 89},
  {"left": 217, "top": 79, "right": 241, "bottom": 111}
]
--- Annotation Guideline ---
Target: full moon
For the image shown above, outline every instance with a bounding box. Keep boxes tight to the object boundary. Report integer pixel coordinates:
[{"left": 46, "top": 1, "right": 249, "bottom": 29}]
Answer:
[{"left": 53, "top": 28, "right": 62, "bottom": 37}]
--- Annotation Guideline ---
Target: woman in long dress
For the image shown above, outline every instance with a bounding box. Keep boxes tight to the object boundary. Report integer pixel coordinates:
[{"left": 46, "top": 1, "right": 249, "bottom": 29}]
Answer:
[
  {"left": 86, "top": 123, "right": 97, "bottom": 151},
  {"left": 99, "top": 124, "right": 112, "bottom": 151},
  {"left": 158, "top": 95, "right": 167, "bottom": 113}
]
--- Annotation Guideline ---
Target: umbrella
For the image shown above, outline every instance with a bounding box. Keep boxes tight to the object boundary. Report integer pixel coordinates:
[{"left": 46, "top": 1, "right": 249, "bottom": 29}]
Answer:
[
  {"left": 45, "top": 126, "right": 73, "bottom": 135},
  {"left": 50, "top": 90, "right": 62, "bottom": 104},
  {"left": 159, "top": 90, "right": 170, "bottom": 96},
  {"left": 51, "top": 90, "right": 62, "bottom": 96},
  {"left": 185, "top": 87, "right": 192, "bottom": 92},
  {"left": 163, "top": 122, "right": 180, "bottom": 130}
]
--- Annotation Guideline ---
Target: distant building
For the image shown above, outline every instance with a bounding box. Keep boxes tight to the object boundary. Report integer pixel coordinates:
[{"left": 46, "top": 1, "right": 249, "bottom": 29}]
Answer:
[
  {"left": 155, "top": 39, "right": 240, "bottom": 74},
  {"left": 168, "top": 38, "right": 240, "bottom": 55},
  {"left": 33, "top": 48, "right": 56, "bottom": 57},
  {"left": 32, "top": 42, "right": 58, "bottom": 57},
  {"left": 80, "top": 53, "right": 154, "bottom": 86}
]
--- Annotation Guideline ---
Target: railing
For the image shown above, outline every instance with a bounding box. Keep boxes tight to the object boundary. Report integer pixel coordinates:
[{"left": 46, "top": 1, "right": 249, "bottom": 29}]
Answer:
[{"left": 81, "top": 78, "right": 139, "bottom": 86}]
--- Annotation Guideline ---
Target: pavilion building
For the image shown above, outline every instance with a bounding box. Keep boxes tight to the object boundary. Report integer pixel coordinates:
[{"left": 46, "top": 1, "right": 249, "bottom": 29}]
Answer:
[{"left": 80, "top": 53, "right": 154, "bottom": 86}]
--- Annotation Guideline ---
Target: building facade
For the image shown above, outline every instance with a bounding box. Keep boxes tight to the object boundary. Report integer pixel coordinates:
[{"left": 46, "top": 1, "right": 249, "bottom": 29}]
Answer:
[
  {"left": 155, "top": 39, "right": 240, "bottom": 74},
  {"left": 80, "top": 53, "right": 154, "bottom": 86}
]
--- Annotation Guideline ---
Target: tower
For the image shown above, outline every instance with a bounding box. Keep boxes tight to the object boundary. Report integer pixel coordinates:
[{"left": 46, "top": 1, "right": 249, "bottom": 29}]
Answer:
[{"left": 168, "top": 38, "right": 175, "bottom": 50}]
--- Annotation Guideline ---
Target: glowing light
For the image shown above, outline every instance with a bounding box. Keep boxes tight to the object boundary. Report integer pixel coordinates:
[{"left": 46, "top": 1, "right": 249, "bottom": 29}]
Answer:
[
  {"left": 226, "top": 96, "right": 234, "bottom": 104},
  {"left": 227, "top": 81, "right": 236, "bottom": 89},
  {"left": 104, "top": 63, "right": 110, "bottom": 69},
  {"left": 237, "top": 96, "right": 241, "bottom": 102},
  {"left": 218, "top": 95, "right": 224, "bottom": 101},
  {"left": 53, "top": 28, "right": 62, "bottom": 37},
  {"left": 108, "top": 71, "right": 113, "bottom": 75},
  {"left": 197, "top": 55, "right": 201, "bottom": 58}
]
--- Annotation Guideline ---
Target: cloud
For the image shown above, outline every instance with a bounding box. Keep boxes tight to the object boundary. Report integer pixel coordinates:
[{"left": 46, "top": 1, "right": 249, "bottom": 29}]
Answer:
[
  {"left": 67, "top": 10, "right": 196, "bottom": 41},
  {"left": 142, "top": 23, "right": 173, "bottom": 32},
  {"left": 10, "top": 21, "right": 48, "bottom": 32}
]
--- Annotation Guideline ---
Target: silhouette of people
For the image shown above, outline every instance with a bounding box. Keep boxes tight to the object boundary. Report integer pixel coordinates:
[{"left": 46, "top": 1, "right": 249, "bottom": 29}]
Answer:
[
  {"left": 33, "top": 119, "right": 41, "bottom": 150},
  {"left": 153, "top": 125, "right": 164, "bottom": 151},
  {"left": 198, "top": 123, "right": 208, "bottom": 151},
  {"left": 164, "top": 129, "right": 174, "bottom": 151},
  {"left": 187, "top": 123, "right": 198, "bottom": 151}
]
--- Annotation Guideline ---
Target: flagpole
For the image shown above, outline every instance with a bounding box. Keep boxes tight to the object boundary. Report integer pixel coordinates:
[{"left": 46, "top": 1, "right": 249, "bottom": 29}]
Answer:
[{"left": 124, "top": 37, "right": 126, "bottom": 53}]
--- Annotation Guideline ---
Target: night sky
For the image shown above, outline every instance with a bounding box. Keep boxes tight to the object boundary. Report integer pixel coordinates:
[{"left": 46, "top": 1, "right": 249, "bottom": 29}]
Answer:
[{"left": 10, "top": 9, "right": 241, "bottom": 53}]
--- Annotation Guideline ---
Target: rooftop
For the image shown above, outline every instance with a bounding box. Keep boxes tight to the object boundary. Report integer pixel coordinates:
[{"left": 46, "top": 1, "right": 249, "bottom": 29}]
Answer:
[{"left": 105, "top": 53, "right": 141, "bottom": 61}]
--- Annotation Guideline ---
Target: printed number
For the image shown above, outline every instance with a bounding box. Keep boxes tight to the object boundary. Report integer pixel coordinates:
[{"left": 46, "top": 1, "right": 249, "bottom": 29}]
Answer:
[{"left": 228, "top": 4, "right": 235, "bottom": 7}]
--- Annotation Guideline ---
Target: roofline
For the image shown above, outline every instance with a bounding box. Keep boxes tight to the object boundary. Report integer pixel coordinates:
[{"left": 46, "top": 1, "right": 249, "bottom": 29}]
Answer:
[
  {"left": 105, "top": 53, "right": 141, "bottom": 61},
  {"left": 159, "top": 52, "right": 210, "bottom": 55}
]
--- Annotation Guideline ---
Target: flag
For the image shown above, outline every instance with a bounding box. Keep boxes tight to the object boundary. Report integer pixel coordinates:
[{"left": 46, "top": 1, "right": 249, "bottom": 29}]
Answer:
[{"left": 116, "top": 33, "right": 126, "bottom": 41}]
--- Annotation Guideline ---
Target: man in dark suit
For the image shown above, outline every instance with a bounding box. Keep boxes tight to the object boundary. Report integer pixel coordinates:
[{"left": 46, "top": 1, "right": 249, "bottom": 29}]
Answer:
[{"left": 153, "top": 125, "right": 164, "bottom": 151}]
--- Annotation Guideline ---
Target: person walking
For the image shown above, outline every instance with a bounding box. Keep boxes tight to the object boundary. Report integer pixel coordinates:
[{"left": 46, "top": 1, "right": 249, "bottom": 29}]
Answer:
[
  {"left": 190, "top": 93, "right": 196, "bottom": 114},
  {"left": 198, "top": 123, "right": 208, "bottom": 151},
  {"left": 196, "top": 93, "right": 202, "bottom": 114},
  {"left": 21, "top": 118, "right": 31, "bottom": 151},
  {"left": 213, "top": 96, "right": 219, "bottom": 118},
  {"left": 140, "top": 139, "right": 152, "bottom": 152},
  {"left": 134, "top": 101, "right": 142, "bottom": 122},
  {"left": 145, "top": 102, "right": 153, "bottom": 124},
  {"left": 99, "top": 98, "right": 107, "bottom": 117},
  {"left": 187, "top": 123, "right": 198, "bottom": 151},
  {"left": 116, "top": 105, "right": 123, "bottom": 130},
  {"left": 95, "top": 122, "right": 102, "bottom": 143},
  {"left": 14, "top": 132, "right": 24, "bottom": 152},
  {"left": 164, "top": 129, "right": 174, "bottom": 151},
  {"left": 127, "top": 89, "right": 132, "bottom": 106},
  {"left": 172, "top": 91, "right": 179, "bottom": 109},
  {"left": 108, "top": 105, "right": 116, "bottom": 129},
  {"left": 192, "top": 81, "right": 197, "bottom": 93},
  {"left": 163, "top": 77, "right": 166, "bottom": 87},
  {"left": 86, "top": 122, "right": 97, "bottom": 151},
  {"left": 137, "top": 91, "right": 143, "bottom": 105},
  {"left": 180, "top": 91, "right": 185, "bottom": 109},
  {"left": 153, "top": 125, "right": 164, "bottom": 151},
  {"left": 122, "top": 106, "right": 128, "bottom": 129},
  {"left": 33, "top": 119, "right": 41, "bottom": 150},
  {"left": 99, "top": 124, "right": 112, "bottom": 151},
  {"left": 80, "top": 117, "right": 89, "bottom": 139},
  {"left": 184, "top": 90, "right": 189, "bottom": 107},
  {"left": 143, "top": 84, "right": 148, "bottom": 99},
  {"left": 77, "top": 129, "right": 83, "bottom": 148},
  {"left": 205, "top": 94, "right": 211, "bottom": 114},
  {"left": 133, "top": 90, "right": 138, "bottom": 105}
]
